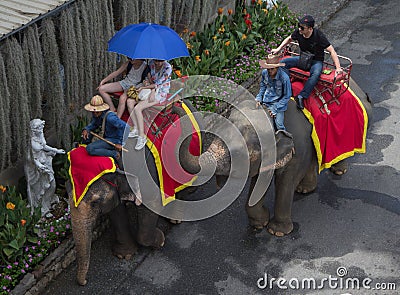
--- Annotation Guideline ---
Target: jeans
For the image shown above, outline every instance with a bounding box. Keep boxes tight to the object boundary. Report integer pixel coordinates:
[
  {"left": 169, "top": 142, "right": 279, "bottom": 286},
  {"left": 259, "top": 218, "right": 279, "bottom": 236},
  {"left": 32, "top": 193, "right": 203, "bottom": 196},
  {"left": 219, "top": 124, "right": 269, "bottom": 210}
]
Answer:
[
  {"left": 274, "top": 111, "right": 286, "bottom": 131},
  {"left": 85, "top": 139, "right": 119, "bottom": 159},
  {"left": 281, "top": 56, "right": 323, "bottom": 98}
]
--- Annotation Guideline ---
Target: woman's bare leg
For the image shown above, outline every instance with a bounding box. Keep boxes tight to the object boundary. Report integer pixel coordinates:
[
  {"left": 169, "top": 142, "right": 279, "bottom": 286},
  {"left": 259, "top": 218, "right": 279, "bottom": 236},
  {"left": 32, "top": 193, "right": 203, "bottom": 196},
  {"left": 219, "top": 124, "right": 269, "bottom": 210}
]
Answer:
[
  {"left": 127, "top": 99, "right": 138, "bottom": 128},
  {"left": 134, "top": 97, "right": 159, "bottom": 137},
  {"left": 98, "top": 82, "right": 123, "bottom": 112},
  {"left": 117, "top": 92, "right": 128, "bottom": 118}
]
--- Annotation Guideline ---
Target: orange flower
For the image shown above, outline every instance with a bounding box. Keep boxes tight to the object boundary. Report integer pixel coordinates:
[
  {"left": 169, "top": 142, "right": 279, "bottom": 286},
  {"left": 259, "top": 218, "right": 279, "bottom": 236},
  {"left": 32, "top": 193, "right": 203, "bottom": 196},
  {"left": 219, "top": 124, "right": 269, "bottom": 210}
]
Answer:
[
  {"left": 228, "top": 9, "right": 233, "bottom": 15},
  {"left": 225, "top": 40, "right": 231, "bottom": 46},
  {"left": 204, "top": 49, "right": 210, "bottom": 56},
  {"left": 6, "top": 202, "right": 15, "bottom": 210},
  {"left": 21, "top": 219, "right": 27, "bottom": 227},
  {"left": 0, "top": 185, "right": 6, "bottom": 193},
  {"left": 262, "top": 8, "right": 268, "bottom": 14},
  {"left": 217, "top": 7, "right": 223, "bottom": 15},
  {"left": 212, "top": 35, "right": 217, "bottom": 41},
  {"left": 257, "top": 0, "right": 262, "bottom": 5},
  {"left": 241, "top": 34, "right": 247, "bottom": 40},
  {"left": 218, "top": 24, "right": 225, "bottom": 34},
  {"left": 186, "top": 42, "right": 193, "bottom": 49},
  {"left": 182, "top": 28, "right": 189, "bottom": 34},
  {"left": 174, "top": 69, "right": 182, "bottom": 78},
  {"left": 195, "top": 55, "right": 201, "bottom": 62},
  {"left": 190, "top": 31, "right": 196, "bottom": 37}
]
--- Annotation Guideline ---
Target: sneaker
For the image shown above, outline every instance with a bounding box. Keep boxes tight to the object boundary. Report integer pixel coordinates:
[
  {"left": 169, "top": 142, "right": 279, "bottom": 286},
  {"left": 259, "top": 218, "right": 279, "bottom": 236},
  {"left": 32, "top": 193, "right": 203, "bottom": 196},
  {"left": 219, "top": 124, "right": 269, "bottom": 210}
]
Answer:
[
  {"left": 128, "top": 128, "right": 139, "bottom": 138},
  {"left": 135, "top": 136, "right": 147, "bottom": 150}
]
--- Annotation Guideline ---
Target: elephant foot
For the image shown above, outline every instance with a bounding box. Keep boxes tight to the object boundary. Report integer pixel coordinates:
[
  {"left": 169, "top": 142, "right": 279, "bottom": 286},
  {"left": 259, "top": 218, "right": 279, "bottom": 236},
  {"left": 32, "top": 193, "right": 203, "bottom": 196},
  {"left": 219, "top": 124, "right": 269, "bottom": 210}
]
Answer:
[
  {"left": 169, "top": 219, "right": 182, "bottom": 224},
  {"left": 247, "top": 206, "right": 270, "bottom": 230},
  {"left": 137, "top": 228, "right": 165, "bottom": 249},
  {"left": 77, "top": 278, "right": 87, "bottom": 286},
  {"left": 330, "top": 161, "right": 348, "bottom": 175},
  {"left": 267, "top": 218, "right": 293, "bottom": 237},
  {"left": 296, "top": 182, "right": 316, "bottom": 194},
  {"left": 252, "top": 220, "right": 268, "bottom": 231},
  {"left": 296, "top": 174, "right": 317, "bottom": 194},
  {"left": 112, "top": 241, "right": 137, "bottom": 260}
]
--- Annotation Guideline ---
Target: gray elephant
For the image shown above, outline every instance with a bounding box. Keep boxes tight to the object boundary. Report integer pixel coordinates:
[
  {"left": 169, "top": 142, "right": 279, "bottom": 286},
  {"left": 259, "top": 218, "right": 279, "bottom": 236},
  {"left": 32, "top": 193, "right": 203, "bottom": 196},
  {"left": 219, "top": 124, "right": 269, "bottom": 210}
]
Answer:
[
  {"left": 179, "top": 77, "right": 372, "bottom": 237},
  {"left": 67, "top": 169, "right": 165, "bottom": 286},
  {"left": 67, "top": 99, "right": 200, "bottom": 286}
]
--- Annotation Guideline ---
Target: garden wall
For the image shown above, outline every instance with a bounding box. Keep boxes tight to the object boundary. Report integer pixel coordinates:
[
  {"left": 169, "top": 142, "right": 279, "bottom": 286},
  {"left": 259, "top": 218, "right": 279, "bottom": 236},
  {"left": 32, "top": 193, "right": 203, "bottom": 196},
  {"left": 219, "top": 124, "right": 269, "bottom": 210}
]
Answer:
[{"left": 0, "top": 0, "right": 235, "bottom": 185}]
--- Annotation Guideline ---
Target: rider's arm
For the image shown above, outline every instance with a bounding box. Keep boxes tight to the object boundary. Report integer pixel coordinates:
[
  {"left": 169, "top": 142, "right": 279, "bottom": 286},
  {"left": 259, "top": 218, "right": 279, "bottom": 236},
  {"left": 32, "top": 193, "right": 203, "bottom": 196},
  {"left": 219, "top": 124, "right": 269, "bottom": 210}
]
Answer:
[
  {"left": 272, "top": 35, "right": 293, "bottom": 54},
  {"left": 99, "top": 61, "right": 129, "bottom": 86},
  {"left": 255, "top": 71, "right": 267, "bottom": 103},
  {"left": 326, "top": 45, "right": 343, "bottom": 75}
]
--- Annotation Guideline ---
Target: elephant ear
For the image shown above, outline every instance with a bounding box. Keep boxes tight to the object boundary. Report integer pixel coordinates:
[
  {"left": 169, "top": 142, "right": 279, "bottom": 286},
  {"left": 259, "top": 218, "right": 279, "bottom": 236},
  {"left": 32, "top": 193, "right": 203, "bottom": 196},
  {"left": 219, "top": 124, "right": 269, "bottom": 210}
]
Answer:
[
  {"left": 274, "top": 130, "right": 295, "bottom": 169},
  {"left": 116, "top": 169, "right": 142, "bottom": 203}
]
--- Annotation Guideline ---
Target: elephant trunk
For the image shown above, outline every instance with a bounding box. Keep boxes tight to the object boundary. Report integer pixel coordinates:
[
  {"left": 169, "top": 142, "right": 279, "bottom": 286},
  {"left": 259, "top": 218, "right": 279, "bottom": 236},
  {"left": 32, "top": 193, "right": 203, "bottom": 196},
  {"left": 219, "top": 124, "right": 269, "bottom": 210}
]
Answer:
[
  {"left": 69, "top": 198, "right": 99, "bottom": 286},
  {"left": 180, "top": 135, "right": 229, "bottom": 176}
]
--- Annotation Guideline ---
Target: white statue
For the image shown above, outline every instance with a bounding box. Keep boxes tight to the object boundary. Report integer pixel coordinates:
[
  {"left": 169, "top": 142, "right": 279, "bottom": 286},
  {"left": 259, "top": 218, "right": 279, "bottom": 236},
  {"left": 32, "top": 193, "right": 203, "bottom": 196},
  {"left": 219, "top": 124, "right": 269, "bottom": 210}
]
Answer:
[{"left": 24, "top": 119, "right": 65, "bottom": 216}]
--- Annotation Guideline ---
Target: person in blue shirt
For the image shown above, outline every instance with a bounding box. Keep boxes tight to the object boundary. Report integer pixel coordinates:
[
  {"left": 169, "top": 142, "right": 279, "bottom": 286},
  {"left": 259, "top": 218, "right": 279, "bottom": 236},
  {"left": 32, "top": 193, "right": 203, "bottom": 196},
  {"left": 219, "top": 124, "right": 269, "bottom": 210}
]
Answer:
[
  {"left": 255, "top": 54, "right": 292, "bottom": 131},
  {"left": 81, "top": 95, "right": 129, "bottom": 160}
]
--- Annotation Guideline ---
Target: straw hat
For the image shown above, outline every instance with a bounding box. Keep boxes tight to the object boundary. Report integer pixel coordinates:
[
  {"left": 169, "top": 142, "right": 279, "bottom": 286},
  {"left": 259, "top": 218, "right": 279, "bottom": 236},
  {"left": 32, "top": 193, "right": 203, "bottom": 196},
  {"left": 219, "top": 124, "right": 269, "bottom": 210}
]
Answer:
[
  {"left": 84, "top": 95, "right": 110, "bottom": 112},
  {"left": 259, "top": 54, "right": 285, "bottom": 69}
]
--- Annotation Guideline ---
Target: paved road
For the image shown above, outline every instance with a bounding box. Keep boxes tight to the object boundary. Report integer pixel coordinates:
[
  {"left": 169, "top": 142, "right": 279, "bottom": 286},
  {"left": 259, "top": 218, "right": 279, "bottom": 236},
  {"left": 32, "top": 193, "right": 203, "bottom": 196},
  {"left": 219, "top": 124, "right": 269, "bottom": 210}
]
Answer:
[{"left": 44, "top": 0, "right": 400, "bottom": 294}]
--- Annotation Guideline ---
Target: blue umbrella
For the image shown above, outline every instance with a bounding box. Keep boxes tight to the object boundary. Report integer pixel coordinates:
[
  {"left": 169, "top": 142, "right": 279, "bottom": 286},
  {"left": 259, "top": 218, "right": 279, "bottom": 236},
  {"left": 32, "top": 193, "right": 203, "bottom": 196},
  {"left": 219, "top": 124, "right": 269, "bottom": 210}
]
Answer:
[{"left": 108, "top": 23, "right": 189, "bottom": 60}]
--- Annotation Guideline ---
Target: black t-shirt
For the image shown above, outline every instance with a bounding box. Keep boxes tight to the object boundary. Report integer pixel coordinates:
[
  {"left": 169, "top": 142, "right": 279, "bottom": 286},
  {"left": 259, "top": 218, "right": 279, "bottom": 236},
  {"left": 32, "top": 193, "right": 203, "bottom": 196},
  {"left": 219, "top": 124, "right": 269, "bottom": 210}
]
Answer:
[{"left": 291, "top": 28, "right": 331, "bottom": 61}]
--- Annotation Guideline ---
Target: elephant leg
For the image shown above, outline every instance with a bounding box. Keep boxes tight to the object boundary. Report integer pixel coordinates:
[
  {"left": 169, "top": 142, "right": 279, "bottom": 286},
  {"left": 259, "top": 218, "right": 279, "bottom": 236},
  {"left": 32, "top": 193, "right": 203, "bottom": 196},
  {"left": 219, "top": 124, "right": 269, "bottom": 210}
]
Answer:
[
  {"left": 296, "top": 159, "right": 318, "bottom": 193},
  {"left": 70, "top": 199, "right": 99, "bottom": 286},
  {"left": 109, "top": 202, "right": 138, "bottom": 259},
  {"left": 136, "top": 205, "right": 165, "bottom": 248},
  {"left": 330, "top": 160, "right": 348, "bottom": 175},
  {"left": 245, "top": 175, "right": 269, "bottom": 229},
  {"left": 267, "top": 173, "right": 297, "bottom": 237}
]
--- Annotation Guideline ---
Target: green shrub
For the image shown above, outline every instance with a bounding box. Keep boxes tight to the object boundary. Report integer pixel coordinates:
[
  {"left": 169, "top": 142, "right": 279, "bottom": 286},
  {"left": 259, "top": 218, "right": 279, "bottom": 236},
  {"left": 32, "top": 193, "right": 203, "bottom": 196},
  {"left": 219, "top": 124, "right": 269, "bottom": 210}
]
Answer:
[
  {"left": 0, "top": 185, "right": 41, "bottom": 264},
  {"left": 172, "top": 1, "right": 298, "bottom": 111}
]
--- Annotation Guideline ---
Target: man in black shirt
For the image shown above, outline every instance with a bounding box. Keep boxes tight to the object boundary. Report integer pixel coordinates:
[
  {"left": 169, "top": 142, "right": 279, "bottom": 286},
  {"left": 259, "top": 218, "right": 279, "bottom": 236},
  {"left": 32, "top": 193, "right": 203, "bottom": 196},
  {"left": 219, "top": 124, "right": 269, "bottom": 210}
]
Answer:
[{"left": 272, "top": 15, "right": 343, "bottom": 109}]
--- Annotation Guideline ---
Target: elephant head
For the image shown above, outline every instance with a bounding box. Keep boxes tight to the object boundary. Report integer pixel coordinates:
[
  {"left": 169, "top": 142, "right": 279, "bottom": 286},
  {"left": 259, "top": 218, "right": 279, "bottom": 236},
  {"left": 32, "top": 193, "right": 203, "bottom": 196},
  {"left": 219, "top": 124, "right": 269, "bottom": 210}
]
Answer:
[
  {"left": 68, "top": 169, "right": 164, "bottom": 286},
  {"left": 177, "top": 99, "right": 295, "bottom": 188}
]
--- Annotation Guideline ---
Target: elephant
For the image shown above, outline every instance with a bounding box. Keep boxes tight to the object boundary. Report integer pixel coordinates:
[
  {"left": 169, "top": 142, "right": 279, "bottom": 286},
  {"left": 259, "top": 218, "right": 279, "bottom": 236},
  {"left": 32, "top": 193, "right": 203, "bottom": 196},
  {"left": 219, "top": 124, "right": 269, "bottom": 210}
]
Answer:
[
  {"left": 67, "top": 170, "right": 165, "bottom": 286},
  {"left": 179, "top": 77, "right": 372, "bottom": 237},
  {"left": 67, "top": 99, "right": 200, "bottom": 286}
]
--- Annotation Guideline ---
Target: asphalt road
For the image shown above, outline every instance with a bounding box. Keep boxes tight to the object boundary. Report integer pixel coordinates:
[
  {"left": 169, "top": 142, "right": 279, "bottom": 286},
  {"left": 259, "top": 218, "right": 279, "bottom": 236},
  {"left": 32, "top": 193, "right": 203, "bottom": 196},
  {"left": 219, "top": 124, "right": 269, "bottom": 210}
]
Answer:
[{"left": 44, "top": 0, "right": 400, "bottom": 294}]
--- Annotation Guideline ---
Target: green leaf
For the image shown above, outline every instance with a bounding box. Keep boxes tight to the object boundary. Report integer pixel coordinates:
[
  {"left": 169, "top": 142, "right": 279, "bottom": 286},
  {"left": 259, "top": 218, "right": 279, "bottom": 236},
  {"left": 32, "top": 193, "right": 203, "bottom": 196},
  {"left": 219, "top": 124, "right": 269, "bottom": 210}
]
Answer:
[
  {"left": 3, "top": 247, "right": 15, "bottom": 257},
  {"left": 9, "top": 239, "right": 20, "bottom": 250}
]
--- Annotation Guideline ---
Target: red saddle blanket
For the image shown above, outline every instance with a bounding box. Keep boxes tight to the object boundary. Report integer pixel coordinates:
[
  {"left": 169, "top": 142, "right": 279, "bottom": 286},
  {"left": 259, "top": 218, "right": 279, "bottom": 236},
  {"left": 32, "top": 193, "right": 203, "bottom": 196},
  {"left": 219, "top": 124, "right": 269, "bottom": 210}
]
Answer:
[
  {"left": 68, "top": 146, "right": 116, "bottom": 207},
  {"left": 292, "top": 81, "right": 368, "bottom": 172},
  {"left": 68, "top": 101, "right": 201, "bottom": 207},
  {"left": 143, "top": 101, "right": 201, "bottom": 206}
]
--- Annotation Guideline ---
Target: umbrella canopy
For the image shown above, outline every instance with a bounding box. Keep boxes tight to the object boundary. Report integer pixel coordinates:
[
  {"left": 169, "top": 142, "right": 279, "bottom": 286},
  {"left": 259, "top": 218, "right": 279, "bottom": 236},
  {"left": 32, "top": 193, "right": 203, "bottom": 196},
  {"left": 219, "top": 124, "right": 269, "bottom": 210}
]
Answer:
[{"left": 108, "top": 23, "right": 189, "bottom": 60}]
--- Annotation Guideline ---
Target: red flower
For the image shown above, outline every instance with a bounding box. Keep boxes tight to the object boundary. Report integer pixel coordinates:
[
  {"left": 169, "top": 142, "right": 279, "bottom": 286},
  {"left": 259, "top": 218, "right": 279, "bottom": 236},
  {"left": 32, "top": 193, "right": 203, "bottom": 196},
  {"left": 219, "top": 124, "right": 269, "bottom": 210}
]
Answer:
[{"left": 245, "top": 19, "right": 252, "bottom": 30}]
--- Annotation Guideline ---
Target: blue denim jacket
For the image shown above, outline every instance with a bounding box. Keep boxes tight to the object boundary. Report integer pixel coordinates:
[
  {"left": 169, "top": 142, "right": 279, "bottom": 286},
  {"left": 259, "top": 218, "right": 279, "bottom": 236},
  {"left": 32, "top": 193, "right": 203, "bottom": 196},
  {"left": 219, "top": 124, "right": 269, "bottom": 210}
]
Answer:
[
  {"left": 84, "top": 111, "right": 129, "bottom": 145},
  {"left": 255, "top": 68, "right": 292, "bottom": 114}
]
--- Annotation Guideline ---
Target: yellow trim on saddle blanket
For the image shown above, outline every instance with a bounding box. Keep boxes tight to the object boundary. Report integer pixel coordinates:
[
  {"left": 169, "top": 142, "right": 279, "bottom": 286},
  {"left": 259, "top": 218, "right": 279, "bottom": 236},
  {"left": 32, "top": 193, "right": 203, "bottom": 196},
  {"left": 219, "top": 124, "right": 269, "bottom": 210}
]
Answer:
[
  {"left": 301, "top": 85, "right": 368, "bottom": 173},
  {"left": 146, "top": 101, "right": 202, "bottom": 206},
  {"left": 68, "top": 144, "right": 117, "bottom": 207}
]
